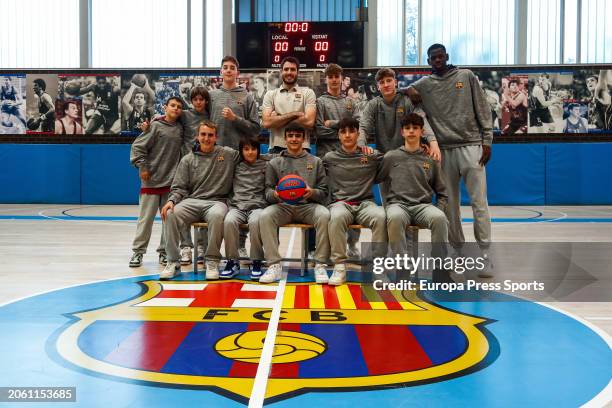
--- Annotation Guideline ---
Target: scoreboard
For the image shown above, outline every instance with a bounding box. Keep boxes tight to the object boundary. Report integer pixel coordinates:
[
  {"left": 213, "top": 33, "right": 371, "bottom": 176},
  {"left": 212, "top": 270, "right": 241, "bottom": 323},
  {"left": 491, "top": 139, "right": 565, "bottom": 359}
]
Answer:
[{"left": 236, "top": 22, "right": 364, "bottom": 69}]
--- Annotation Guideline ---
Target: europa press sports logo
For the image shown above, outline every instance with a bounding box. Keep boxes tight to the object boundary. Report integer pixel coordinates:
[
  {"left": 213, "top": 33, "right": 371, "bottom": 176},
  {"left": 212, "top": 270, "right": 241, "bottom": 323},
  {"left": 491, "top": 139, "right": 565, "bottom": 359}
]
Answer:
[{"left": 55, "top": 280, "right": 497, "bottom": 404}]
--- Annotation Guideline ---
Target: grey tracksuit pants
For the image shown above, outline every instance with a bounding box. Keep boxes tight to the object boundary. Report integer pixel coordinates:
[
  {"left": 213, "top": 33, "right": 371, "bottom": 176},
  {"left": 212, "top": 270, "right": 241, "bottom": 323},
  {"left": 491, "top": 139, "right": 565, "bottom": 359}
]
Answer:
[
  {"left": 329, "top": 201, "right": 387, "bottom": 264},
  {"left": 260, "top": 203, "right": 330, "bottom": 265},
  {"left": 441, "top": 145, "right": 491, "bottom": 249},
  {"left": 224, "top": 208, "right": 264, "bottom": 261},
  {"left": 386, "top": 203, "right": 448, "bottom": 257},
  {"left": 165, "top": 198, "right": 228, "bottom": 263},
  {"left": 132, "top": 193, "right": 168, "bottom": 255}
]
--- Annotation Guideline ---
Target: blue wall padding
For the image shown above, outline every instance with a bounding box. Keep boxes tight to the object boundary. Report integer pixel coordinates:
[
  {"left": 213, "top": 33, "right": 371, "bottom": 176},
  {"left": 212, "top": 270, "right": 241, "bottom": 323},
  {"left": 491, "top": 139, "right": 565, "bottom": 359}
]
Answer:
[
  {"left": 462, "top": 143, "right": 546, "bottom": 206},
  {"left": 1, "top": 143, "right": 612, "bottom": 205},
  {"left": 545, "top": 143, "right": 612, "bottom": 205},
  {"left": 80, "top": 145, "right": 140, "bottom": 204},
  {"left": 0, "top": 144, "right": 81, "bottom": 203}
]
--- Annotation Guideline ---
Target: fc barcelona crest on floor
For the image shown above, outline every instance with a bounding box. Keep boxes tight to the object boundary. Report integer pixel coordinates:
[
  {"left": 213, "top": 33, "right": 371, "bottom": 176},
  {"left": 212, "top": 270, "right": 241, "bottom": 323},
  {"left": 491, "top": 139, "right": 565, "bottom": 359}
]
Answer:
[{"left": 56, "top": 280, "right": 497, "bottom": 404}]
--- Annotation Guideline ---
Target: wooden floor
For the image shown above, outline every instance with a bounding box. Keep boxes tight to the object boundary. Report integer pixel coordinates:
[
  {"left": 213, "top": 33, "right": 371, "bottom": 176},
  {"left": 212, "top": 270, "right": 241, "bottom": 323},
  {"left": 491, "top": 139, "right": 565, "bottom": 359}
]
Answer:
[
  {"left": 0, "top": 204, "right": 611, "bottom": 407},
  {"left": 1, "top": 204, "right": 610, "bottom": 335}
]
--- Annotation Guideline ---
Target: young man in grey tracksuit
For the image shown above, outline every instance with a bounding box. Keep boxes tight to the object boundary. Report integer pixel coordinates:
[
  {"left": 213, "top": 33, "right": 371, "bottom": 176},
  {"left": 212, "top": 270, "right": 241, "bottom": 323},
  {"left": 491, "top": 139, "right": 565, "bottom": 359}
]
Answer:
[
  {"left": 160, "top": 120, "right": 239, "bottom": 280},
  {"left": 380, "top": 113, "right": 449, "bottom": 260},
  {"left": 358, "top": 68, "right": 439, "bottom": 156},
  {"left": 323, "top": 117, "right": 387, "bottom": 285},
  {"left": 259, "top": 125, "right": 331, "bottom": 284},
  {"left": 316, "top": 63, "right": 362, "bottom": 259},
  {"left": 222, "top": 138, "right": 269, "bottom": 281},
  {"left": 129, "top": 97, "right": 189, "bottom": 268},
  {"left": 209, "top": 55, "right": 261, "bottom": 150},
  {"left": 407, "top": 44, "right": 492, "bottom": 262},
  {"left": 209, "top": 55, "right": 261, "bottom": 260}
]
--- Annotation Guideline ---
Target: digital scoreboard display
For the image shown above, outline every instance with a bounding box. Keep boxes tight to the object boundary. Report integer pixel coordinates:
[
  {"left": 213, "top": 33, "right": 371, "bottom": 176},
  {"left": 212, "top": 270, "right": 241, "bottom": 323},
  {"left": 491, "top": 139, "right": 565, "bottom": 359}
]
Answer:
[{"left": 236, "top": 22, "right": 364, "bottom": 69}]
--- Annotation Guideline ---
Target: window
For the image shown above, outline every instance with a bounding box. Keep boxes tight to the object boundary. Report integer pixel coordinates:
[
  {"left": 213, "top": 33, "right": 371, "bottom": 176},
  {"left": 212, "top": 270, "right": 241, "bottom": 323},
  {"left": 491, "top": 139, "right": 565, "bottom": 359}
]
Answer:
[
  {"left": 205, "top": 0, "right": 224, "bottom": 68},
  {"left": 91, "top": 0, "right": 188, "bottom": 68},
  {"left": 527, "top": 0, "right": 561, "bottom": 64},
  {"left": 0, "top": 0, "right": 79, "bottom": 68},
  {"left": 420, "top": 0, "right": 515, "bottom": 65},
  {"left": 580, "top": 0, "right": 612, "bottom": 63},
  {"left": 377, "top": 0, "right": 404, "bottom": 66}
]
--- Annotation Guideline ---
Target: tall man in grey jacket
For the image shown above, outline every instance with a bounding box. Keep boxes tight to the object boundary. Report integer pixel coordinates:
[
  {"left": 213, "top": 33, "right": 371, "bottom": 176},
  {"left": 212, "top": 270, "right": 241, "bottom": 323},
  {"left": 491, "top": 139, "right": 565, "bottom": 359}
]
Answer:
[
  {"left": 129, "top": 96, "right": 188, "bottom": 268},
  {"left": 259, "top": 125, "right": 331, "bottom": 284},
  {"left": 160, "top": 120, "right": 239, "bottom": 280},
  {"left": 407, "top": 44, "right": 492, "bottom": 256}
]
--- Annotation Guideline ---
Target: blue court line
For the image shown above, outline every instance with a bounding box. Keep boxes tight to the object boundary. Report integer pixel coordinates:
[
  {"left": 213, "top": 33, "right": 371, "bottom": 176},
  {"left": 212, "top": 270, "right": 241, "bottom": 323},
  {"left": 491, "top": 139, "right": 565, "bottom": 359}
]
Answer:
[{"left": 1, "top": 215, "right": 612, "bottom": 223}]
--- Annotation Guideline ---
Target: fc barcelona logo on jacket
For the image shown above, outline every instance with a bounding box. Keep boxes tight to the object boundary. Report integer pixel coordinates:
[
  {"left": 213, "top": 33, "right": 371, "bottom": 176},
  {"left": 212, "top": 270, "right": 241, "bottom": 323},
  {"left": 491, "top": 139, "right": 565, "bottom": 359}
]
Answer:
[
  {"left": 55, "top": 280, "right": 496, "bottom": 404},
  {"left": 306, "top": 162, "right": 314, "bottom": 170},
  {"left": 218, "top": 155, "right": 225, "bottom": 162},
  {"left": 455, "top": 82, "right": 464, "bottom": 89},
  {"left": 360, "top": 156, "right": 369, "bottom": 164}
]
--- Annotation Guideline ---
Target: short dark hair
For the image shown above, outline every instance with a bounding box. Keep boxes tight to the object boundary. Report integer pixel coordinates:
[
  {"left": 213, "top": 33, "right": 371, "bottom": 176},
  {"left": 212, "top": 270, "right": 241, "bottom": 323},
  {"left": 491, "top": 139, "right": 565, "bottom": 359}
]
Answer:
[
  {"left": 239, "top": 137, "right": 261, "bottom": 160},
  {"left": 375, "top": 68, "right": 396, "bottom": 82},
  {"left": 95, "top": 76, "right": 107, "bottom": 81},
  {"left": 509, "top": 78, "right": 519, "bottom": 86},
  {"left": 190, "top": 86, "right": 210, "bottom": 103},
  {"left": 165, "top": 96, "right": 183, "bottom": 107},
  {"left": 284, "top": 123, "right": 305, "bottom": 136},
  {"left": 568, "top": 103, "right": 581, "bottom": 111},
  {"left": 400, "top": 113, "right": 424, "bottom": 129},
  {"left": 280, "top": 56, "right": 300, "bottom": 71},
  {"left": 33, "top": 78, "right": 46, "bottom": 90},
  {"left": 221, "top": 55, "right": 239, "bottom": 69},
  {"left": 587, "top": 75, "right": 598, "bottom": 82},
  {"left": 197, "top": 120, "right": 217, "bottom": 134},
  {"left": 427, "top": 43, "right": 447, "bottom": 56},
  {"left": 324, "top": 63, "right": 343, "bottom": 77},
  {"left": 338, "top": 117, "right": 359, "bottom": 132}
]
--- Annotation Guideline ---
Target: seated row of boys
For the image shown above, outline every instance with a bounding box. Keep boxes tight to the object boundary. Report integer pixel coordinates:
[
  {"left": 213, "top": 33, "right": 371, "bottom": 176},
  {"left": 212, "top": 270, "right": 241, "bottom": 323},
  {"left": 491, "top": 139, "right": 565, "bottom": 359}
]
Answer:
[{"left": 155, "top": 112, "right": 448, "bottom": 285}]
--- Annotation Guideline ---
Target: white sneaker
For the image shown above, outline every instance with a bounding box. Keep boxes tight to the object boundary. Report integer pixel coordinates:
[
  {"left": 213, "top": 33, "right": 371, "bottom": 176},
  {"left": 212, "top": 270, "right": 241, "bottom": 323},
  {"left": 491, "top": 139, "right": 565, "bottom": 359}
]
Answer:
[
  {"left": 259, "top": 263, "right": 282, "bottom": 283},
  {"left": 329, "top": 264, "right": 347, "bottom": 285},
  {"left": 346, "top": 244, "right": 360, "bottom": 259},
  {"left": 160, "top": 262, "right": 180, "bottom": 280},
  {"left": 180, "top": 247, "right": 192, "bottom": 265},
  {"left": 314, "top": 263, "right": 329, "bottom": 284},
  {"left": 205, "top": 261, "right": 219, "bottom": 280}
]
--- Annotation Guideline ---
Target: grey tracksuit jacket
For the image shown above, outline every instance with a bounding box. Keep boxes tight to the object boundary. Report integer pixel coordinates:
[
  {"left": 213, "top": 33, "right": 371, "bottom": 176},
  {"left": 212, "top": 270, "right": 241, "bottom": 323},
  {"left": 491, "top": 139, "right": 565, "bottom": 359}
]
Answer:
[
  {"left": 168, "top": 145, "right": 240, "bottom": 204},
  {"left": 265, "top": 150, "right": 328, "bottom": 205},
  {"left": 411, "top": 67, "right": 493, "bottom": 148},
  {"left": 358, "top": 93, "right": 435, "bottom": 152},
  {"left": 379, "top": 147, "right": 448, "bottom": 211},
  {"left": 210, "top": 86, "right": 261, "bottom": 149},
  {"left": 130, "top": 119, "right": 187, "bottom": 188},
  {"left": 322, "top": 148, "right": 383, "bottom": 203}
]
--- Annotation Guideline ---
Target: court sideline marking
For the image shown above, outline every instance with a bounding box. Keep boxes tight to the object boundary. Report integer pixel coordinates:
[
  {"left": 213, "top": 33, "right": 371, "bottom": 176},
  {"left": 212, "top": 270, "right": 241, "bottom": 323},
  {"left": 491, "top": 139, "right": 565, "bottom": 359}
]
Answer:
[{"left": 248, "top": 227, "right": 297, "bottom": 408}]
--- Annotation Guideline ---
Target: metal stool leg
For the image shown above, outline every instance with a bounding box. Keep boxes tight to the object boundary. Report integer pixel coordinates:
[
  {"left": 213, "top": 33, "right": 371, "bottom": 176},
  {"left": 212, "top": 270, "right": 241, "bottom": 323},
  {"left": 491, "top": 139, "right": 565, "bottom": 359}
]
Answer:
[
  {"left": 301, "top": 227, "right": 309, "bottom": 277},
  {"left": 193, "top": 225, "right": 199, "bottom": 274}
]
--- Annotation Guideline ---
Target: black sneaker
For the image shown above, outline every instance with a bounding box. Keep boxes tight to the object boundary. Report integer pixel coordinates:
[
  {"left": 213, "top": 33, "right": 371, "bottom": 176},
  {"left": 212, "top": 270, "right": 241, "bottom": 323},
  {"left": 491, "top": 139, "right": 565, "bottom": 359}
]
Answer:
[
  {"left": 251, "top": 260, "right": 263, "bottom": 280},
  {"left": 129, "top": 253, "right": 143, "bottom": 267},
  {"left": 158, "top": 253, "right": 168, "bottom": 265},
  {"left": 220, "top": 260, "right": 240, "bottom": 279}
]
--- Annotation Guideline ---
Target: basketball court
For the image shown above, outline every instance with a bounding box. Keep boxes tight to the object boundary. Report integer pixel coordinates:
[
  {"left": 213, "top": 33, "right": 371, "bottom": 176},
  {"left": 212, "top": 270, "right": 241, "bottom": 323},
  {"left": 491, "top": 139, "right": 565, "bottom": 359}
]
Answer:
[{"left": 1, "top": 204, "right": 610, "bottom": 407}]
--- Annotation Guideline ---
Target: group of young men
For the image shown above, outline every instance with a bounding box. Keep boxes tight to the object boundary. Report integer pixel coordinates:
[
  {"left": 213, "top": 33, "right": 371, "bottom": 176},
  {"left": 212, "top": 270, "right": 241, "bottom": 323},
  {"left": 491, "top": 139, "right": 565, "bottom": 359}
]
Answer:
[{"left": 129, "top": 43, "right": 494, "bottom": 284}]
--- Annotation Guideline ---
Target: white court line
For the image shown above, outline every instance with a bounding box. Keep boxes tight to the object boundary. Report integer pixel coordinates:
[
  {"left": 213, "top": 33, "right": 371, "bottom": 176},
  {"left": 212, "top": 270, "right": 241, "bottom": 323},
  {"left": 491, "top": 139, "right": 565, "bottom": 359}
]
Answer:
[
  {"left": 536, "top": 302, "right": 612, "bottom": 408},
  {"left": 248, "top": 227, "right": 297, "bottom": 408},
  {"left": 585, "top": 317, "right": 612, "bottom": 321}
]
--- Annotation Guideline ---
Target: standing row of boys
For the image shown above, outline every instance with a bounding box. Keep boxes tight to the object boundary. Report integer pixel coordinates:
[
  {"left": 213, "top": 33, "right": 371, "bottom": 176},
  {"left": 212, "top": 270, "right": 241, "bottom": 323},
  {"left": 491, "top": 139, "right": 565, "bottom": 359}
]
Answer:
[{"left": 129, "top": 43, "right": 494, "bottom": 284}]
